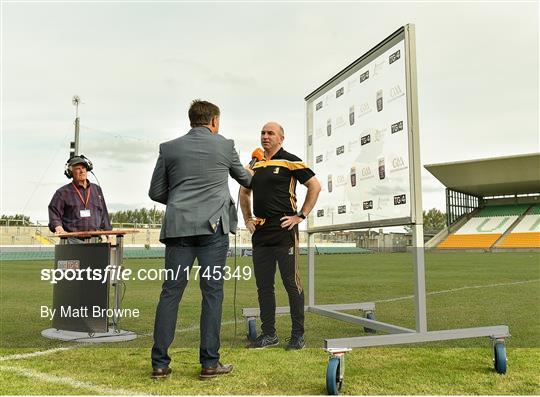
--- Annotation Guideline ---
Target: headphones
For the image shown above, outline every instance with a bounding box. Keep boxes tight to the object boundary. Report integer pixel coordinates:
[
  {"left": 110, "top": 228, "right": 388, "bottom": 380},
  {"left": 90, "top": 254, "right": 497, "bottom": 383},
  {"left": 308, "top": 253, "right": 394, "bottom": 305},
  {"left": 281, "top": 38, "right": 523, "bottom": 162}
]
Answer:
[{"left": 64, "top": 154, "right": 93, "bottom": 179}]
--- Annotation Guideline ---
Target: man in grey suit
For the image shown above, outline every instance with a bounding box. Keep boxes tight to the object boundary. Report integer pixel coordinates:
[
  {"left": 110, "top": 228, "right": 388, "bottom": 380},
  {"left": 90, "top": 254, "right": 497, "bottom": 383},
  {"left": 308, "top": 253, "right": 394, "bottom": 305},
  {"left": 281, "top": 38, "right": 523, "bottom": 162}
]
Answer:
[{"left": 149, "top": 100, "right": 252, "bottom": 380}]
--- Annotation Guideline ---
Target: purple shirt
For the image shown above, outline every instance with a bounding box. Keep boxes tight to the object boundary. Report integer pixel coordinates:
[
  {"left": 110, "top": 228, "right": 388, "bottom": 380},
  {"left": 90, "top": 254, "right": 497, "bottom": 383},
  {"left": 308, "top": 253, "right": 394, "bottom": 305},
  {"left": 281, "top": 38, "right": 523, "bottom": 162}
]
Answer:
[{"left": 48, "top": 181, "right": 112, "bottom": 232}]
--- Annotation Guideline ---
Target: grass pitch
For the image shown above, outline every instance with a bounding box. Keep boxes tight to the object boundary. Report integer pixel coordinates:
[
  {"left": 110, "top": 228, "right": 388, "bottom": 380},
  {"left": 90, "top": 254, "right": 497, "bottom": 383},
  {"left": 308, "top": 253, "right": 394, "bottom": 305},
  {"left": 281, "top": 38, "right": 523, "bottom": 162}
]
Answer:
[{"left": 1, "top": 251, "right": 539, "bottom": 394}]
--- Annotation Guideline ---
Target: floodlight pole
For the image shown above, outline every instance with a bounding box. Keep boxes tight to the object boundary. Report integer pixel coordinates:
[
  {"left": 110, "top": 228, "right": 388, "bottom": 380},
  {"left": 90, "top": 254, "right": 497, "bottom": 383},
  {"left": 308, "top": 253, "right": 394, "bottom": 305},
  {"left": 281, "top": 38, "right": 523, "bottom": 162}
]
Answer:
[{"left": 71, "top": 95, "right": 81, "bottom": 157}]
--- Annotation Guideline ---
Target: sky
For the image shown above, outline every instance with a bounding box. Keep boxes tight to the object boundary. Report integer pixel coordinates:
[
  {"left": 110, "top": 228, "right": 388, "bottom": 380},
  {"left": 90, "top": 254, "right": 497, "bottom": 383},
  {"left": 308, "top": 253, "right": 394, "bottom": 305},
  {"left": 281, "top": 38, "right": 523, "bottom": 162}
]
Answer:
[{"left": 1, "top": 1, "right": 538, "bottom": 225}]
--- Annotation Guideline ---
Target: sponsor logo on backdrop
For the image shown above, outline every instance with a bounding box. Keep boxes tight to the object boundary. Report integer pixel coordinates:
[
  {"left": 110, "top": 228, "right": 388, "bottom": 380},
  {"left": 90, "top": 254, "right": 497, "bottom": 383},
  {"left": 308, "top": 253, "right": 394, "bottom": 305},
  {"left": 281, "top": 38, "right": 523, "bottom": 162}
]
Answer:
[
  {"left": 376, "top": 90, "right": 383, "bottom": 112},
  {"left": 389, "top": 50, "right": 401, "bottom": 64},
  {"left": 378, "top": 158, "right": 386, "bottom": 180},
  {"left": 358, "top": 102, "right": 371, "bottom": 117},
  {"left": 390, "top": 156, "right": 407, "bottom": 172},
  {"left": 336, "top": 145, "right": 345, "bottom": 155},
  {"left": 391, "top": 121, "right": 404, "bottom": 134},
  {"left": 338, "top": 205, "right": 347, "bottom": 214},
  {"left": 360, "top": 166, "right": 374, "bottom": 180},
  {"left": 308, "top": 135, "right": 312, "bottom": 146},
  {"left": 349, "top": 106, "right": 355, "bottom": 125},
  {"left": 325, "top": 149, "right": 334, "bottom": 161},
  {"left": 389, "top": 84, "right": 405, "bottom": 102},
  {"left": 350, "top": 167, "right": 357, "bottom": 187},
  {"left": 373, "top": 60, "right": 384, "bottom": 76},
  {"left": 360, "top": 70, "right": 369, "bottom": 83},
  {"left": 316, "top": 101, "right": 323, "bottom": 111},
  {"left": 336, "top": 174, "right": 346, "bottom": 187},
  {"left": 394, "top": 194, "right": 407, "bottom": 205},
  {"left": 327, "top": 175, "right": 333, "bottom": 193},
  {"left": 324, "top": 94, "right": 333, "bottom": 106},
  {"left": 363, "top": 200, "right": 373, "bottom": 210},
  {"left": 336, "top": 87, "right": 344, "bottom": 98},
  {"left": 57, "top": 260, "right": 80, "bottom": 270},
  {"left": 348, "top": 139, "right": 359, "bottom": 152},
  {"left": 317, "top": 209, "right": 325, "bottom": 217},
  {"left": 316, "top": 154, "right": 323, "bottom": 164},
  {"left": 336, "top": 115, "right": 346, "bottom": 129},
  {"left": 351, "top": 202, "right": 361, "bottom": 213},
  {"left": 377, "top": 197, "right": 390, "bottom": 210},
  {"left": 361, "top": 134, "right": 371, "bottom": 146},
  {"left": 327, "top": 119, "right": 332, "bottom": 136},
  {"left": 374, "top": 127, "right": 386, "bottom": 142}
]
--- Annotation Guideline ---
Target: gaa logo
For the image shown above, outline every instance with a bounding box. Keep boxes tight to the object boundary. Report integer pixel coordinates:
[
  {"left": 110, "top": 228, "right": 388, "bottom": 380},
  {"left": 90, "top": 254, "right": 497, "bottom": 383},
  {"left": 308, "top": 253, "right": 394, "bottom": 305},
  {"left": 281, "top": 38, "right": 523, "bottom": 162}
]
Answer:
[
  {"left": 316, "top": 155, "right": 323, "bottom": 163},
  {"left": 361, "top": 167, "right": 372, "bottom": 177},
  {"left": 391, "top": 121, "right": 404, "bottom": 134},
  {"left": 336, "top": 145, "right": 345, "bottom": 155},
  {"left": 336, "top": 87, "right": 344, "bottom": 98},
  {"left": 360, "top": 70, "right": 369, "bottom": 83},
  {"left": 316, "top": 101, "right": 323, "bottom": 111},
  {"left": 317, "top": 209, "right": 325, "bottom": 217},
  {"left": 361, "top": 134, "right": 371, "bottom": 146},
  {"left": 389, "top": 84, "right": 404, "bottom": 100},
  {"left": 363, "top": 200, "right": 373, "bottom": 210},
  {"left": 389, "top": 50, "right": 401, "bottom": 64},
  {"left": 358, "top": 102, "right": 371, "bottom": 115},
  {"left": 338, "top": 205, "right": 347, "bottom": 214},
  {"left": 394, "top": 194, "right": 407, "bottom": 205},
  {"left": 392, "top": 156, "right": 406, "bottom": 170}
]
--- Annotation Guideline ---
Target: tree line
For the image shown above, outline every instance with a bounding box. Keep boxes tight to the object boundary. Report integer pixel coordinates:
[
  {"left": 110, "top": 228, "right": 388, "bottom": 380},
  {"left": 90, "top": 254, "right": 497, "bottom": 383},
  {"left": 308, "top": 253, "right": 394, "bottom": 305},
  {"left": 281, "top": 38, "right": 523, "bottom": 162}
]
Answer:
[{"left": 109, "top": 207, "right": 164, "bottom": 225}]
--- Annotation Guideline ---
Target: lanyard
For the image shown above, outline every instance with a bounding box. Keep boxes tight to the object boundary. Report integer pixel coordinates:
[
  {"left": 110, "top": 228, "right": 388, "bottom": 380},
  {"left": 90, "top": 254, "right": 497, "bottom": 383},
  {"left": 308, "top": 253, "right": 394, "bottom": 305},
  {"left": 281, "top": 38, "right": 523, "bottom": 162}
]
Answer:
[{"left": 71, "top": 182, "right": 91, "bottom": 209}]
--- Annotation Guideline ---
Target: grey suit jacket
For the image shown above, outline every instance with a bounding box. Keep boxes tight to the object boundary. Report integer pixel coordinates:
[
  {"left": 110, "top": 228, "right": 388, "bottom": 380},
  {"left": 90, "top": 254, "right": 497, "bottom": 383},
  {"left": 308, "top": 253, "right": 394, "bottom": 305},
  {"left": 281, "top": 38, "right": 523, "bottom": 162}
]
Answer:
[{"left": 149, "top": 127, "right": 252, "bottom": 242}]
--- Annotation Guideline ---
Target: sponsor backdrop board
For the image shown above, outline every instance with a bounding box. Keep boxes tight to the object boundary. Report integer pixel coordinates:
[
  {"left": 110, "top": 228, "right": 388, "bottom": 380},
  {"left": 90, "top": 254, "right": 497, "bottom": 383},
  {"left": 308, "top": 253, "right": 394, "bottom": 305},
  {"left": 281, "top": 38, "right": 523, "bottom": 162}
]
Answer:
[{"left": 305, "top": 25, "right": 421, "bottom": 232}]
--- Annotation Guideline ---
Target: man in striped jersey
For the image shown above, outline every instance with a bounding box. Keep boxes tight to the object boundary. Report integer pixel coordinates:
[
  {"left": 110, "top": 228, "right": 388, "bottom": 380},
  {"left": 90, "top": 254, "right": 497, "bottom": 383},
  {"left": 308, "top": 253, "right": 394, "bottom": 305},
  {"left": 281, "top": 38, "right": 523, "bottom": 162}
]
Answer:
[{"left": 240, "top": 121, "right": 321, "bottom": 350}]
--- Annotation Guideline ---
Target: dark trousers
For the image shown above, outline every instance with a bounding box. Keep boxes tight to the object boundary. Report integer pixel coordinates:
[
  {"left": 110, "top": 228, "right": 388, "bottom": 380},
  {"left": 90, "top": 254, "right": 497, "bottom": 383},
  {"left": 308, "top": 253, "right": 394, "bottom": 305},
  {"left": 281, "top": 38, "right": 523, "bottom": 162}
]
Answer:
[
  {"left": 151, "top": 226, "right": 228, "bottom": 369},
  {"left": 252, "top": 220, "right": 304, "bottom": 337}
]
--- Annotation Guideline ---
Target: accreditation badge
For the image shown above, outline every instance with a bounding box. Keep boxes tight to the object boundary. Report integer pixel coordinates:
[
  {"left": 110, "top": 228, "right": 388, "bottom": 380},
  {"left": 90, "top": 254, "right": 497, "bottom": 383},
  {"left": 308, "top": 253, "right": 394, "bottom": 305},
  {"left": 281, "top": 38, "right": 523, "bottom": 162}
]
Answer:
[{"left": 80, "top": 209, "right": 91, "bottom": 218}]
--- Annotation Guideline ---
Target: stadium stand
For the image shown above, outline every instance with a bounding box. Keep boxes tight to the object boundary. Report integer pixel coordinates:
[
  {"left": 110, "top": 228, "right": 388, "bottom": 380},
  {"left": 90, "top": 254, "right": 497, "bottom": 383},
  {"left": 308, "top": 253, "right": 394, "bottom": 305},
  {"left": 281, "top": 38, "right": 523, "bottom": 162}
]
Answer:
[
  {"left": 497, "top": 204, "right": 540, "bottom": 248},
  {"left": 425, "top": 153, "right": 540, "bottom": 251}
]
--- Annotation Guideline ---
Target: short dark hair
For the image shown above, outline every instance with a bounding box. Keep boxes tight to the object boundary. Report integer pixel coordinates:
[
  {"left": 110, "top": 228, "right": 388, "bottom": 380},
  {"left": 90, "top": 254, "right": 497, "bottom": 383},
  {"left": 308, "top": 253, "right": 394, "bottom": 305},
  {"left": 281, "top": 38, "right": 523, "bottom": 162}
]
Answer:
[{"left": 188, "top": 99, "right": 220, "bottom": 127}]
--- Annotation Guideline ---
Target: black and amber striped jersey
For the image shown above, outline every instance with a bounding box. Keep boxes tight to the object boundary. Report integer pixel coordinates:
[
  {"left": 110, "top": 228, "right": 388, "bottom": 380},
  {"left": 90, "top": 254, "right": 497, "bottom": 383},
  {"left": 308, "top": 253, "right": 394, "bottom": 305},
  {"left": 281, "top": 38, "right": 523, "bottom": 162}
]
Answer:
[{"left": 251, "top": 148, "right": 315, "bottom": 218}]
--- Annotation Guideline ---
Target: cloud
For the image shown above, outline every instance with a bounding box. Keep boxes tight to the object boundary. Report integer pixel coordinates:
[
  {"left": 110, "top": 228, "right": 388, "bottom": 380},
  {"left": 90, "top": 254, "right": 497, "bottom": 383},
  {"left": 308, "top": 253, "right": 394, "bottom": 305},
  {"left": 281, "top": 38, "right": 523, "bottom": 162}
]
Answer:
[{"left": 82, "top": 138, "right": 159, "bottom": 164}]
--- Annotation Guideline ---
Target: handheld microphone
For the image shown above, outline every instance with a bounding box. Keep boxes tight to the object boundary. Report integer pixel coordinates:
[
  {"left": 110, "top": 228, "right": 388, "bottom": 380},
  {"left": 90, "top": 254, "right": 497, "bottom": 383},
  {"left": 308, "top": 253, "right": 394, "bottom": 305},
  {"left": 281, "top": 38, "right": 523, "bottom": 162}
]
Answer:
[{"left": 249, "top": 148, "right": 264, "bottom": 169}]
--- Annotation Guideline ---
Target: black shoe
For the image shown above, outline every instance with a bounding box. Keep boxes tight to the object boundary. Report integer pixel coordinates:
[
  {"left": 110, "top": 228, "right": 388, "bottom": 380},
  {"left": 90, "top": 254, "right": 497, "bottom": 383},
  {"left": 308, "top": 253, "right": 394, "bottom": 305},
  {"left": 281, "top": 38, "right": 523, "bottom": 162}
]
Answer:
[
  {"left": 199, "top": 362, "right": 233, "bottom": 379},
  {"left": 285, "top": 335, "right": 305, "bottom": 350},
  {"left": 249, "top": 333, "right": 279, "bottom": 349},
  {"left": 150, "top": 367, "right": 172, "bottom": 379}
]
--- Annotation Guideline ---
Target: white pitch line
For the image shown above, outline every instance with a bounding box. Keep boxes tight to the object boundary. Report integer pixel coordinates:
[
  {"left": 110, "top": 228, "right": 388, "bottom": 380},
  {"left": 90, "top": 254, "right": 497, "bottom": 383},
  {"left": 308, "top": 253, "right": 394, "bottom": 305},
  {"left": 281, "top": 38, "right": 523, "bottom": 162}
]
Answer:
[
  {"left": 373, "top": 279, "right": 540, "bottom": 304},
  {"left": 0, "top": 364, "right": 146, "bottom": 395},
  {"left": 0, "top": 346, "right": 79, "bottom": 362}
]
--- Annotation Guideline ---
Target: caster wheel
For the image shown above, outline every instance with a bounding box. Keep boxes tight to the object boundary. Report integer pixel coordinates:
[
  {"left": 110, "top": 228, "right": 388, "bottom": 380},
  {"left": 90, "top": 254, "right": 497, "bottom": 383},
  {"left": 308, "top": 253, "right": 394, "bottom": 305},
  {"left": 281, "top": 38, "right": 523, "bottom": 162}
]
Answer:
[
  {"left": 493, "top": 342, "right": 507, "bottom": 374},
  {"left": 247, "top": 319, "right": 257, "bottom": 341},
  {"left": 364, "top": 312, "right": 376, "bottom": 333},
  {"left": 326, "top": 357, "right": 342, "bottom": 395}
]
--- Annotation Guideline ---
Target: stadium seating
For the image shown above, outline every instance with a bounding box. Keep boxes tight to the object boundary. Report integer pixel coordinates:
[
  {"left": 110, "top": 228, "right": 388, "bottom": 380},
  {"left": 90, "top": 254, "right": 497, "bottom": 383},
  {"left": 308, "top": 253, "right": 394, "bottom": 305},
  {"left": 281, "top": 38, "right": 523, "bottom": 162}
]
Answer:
[
  {"left": 475, "top": 204, "right": 530, "bottom": 217},
  {"left": 437, "top": 233, "right": 501, "bottom": 249},
  {"left": 437, "top": 204, "right": 538, "bottom": 249},
  {"left": 496, "top": 204, "right": 540, "bottom": 248}
]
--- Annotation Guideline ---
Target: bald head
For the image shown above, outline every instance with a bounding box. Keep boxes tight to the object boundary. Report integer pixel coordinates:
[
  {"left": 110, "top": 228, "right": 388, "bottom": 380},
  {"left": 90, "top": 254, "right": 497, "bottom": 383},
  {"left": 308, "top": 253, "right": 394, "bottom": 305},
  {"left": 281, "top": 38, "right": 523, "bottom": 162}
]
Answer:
[
  {"left": 262, "top": 121, "right": 284, "bottom": 138},
  {"left": 260, "top": 121, "right": 285, "bottom": 157}
]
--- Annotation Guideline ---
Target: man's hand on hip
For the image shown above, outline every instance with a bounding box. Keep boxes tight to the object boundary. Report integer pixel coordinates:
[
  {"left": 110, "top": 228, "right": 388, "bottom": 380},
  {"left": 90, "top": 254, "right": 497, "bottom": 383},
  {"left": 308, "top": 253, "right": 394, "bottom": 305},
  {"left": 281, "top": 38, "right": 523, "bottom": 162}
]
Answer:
[
  {"left": 280, "top": 215, "right": 302, "bottom": 230},
  {"left": 245, "top": 218, "right": 256, "bottom": 234}
]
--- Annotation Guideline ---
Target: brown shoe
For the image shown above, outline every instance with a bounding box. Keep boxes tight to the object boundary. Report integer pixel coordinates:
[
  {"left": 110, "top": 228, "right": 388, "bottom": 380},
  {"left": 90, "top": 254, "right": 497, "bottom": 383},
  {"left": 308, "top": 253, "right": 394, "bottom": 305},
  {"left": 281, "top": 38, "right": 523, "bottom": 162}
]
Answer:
[
  {"left": 150, "top": 367, "right": 172, "bottom": 379},
  {"left": 199, "top": 362, "right": 233, "bottom": 379}
]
